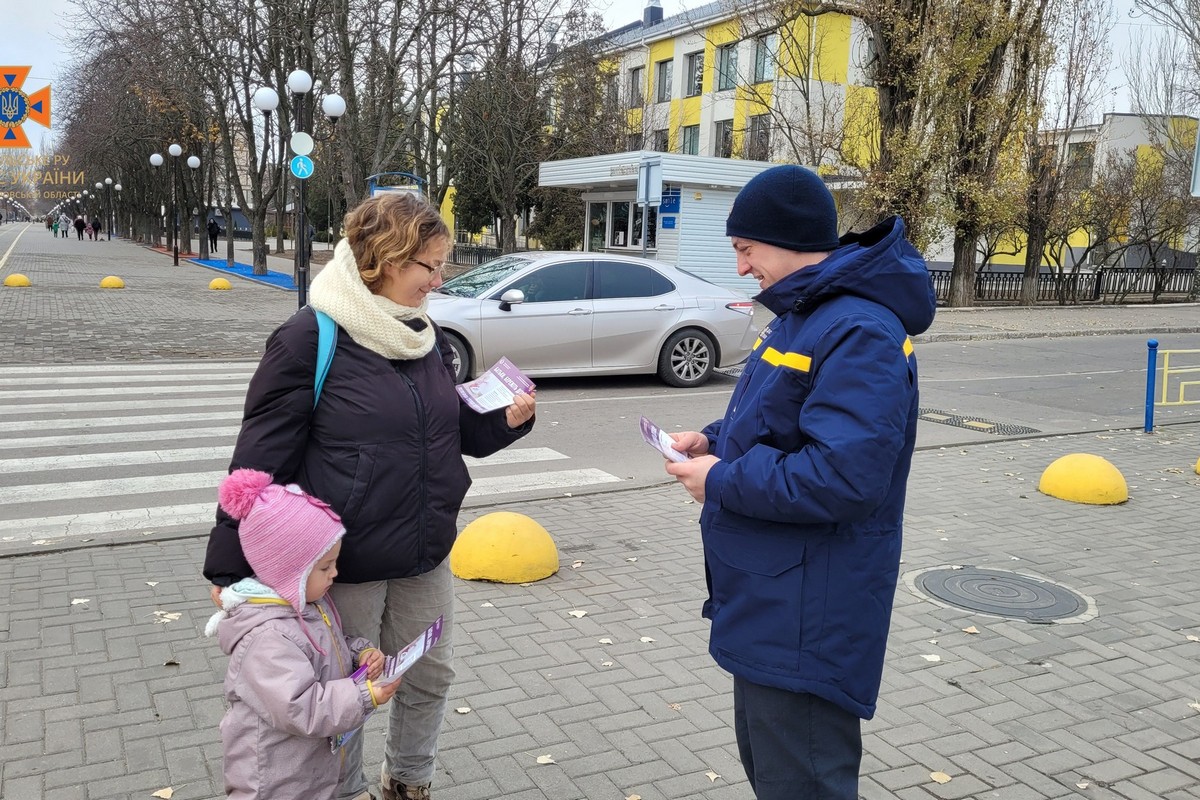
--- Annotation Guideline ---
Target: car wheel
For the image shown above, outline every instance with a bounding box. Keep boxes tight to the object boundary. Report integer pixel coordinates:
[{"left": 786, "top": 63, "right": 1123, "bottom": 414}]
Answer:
[
  {"left": 444, "top": 332, "right": 472, "bottom": 384},
  {"left": 658, "top": 329, "right": 716, "bottom": 388}
]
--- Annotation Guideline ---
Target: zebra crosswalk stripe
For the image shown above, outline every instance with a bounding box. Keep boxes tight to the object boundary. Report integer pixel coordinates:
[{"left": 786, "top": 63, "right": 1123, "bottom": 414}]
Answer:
[{"left": 0, "top": 362, "right": 623, "bottom": 545}]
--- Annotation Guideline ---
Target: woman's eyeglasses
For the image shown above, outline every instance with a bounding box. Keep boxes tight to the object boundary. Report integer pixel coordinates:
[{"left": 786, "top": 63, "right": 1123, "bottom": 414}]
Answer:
[{"left": 410, "top": 258, "right": 446, "bottom": 279}]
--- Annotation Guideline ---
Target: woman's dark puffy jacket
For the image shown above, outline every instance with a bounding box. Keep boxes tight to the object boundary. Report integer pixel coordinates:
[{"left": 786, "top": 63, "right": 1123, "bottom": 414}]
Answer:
[{"left": 204, "top": 307, "right": 531, "bottom": 585}]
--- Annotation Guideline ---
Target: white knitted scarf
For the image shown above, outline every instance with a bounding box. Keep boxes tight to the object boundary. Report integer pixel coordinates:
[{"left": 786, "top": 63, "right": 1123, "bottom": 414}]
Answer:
[{"left": 308, "top": 239, "right": 435, "bottom": 360}]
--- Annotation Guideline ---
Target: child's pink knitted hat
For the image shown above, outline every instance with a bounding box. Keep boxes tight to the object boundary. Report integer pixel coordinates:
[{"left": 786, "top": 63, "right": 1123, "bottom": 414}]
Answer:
[{"left": 218, "top": 469, "right": 345, "bottom": 615}]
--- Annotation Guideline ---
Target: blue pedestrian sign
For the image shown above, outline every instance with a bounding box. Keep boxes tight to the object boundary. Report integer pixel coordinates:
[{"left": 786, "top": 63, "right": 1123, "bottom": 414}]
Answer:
[{"left": 290, "top": 155, "right": 315, "bottom": 180}]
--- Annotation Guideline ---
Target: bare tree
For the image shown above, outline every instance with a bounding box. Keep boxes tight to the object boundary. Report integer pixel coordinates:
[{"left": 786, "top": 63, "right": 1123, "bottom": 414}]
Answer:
[{"left": 1018, "top": 0, "right": 1112, "bottom": 304}]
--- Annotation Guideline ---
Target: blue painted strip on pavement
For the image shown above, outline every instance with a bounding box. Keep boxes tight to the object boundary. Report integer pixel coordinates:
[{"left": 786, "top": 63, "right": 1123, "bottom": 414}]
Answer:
[{"left": 189, "top": 258, "right": 297, "bottom": 291}]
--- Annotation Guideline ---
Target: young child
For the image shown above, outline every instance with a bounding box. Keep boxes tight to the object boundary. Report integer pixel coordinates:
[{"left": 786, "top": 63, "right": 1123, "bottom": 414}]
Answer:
[{"left": 206, "top": 468, "right": 399, "bottom": 800}]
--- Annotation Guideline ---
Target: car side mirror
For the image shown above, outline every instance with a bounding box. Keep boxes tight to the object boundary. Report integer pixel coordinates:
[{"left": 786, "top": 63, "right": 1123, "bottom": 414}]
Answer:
[{"left": 498, "top": 288, "right": 525, "bottom": 312}]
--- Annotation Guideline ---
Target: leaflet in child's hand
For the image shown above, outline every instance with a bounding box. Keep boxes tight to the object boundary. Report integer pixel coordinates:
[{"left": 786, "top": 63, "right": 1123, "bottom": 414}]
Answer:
[
  {"left": 456, "top": 357, "right": 535, "bottom": 413},
  {"left": 373, "top": 615, "right": 444, "bottom": 687}
]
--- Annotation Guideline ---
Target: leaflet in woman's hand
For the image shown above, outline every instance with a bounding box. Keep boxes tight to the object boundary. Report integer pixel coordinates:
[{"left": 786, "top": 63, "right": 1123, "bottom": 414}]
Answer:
[
  {"left": 640, "top": 416, "right": 688, "bottom": 462},
  {"left": 456, "top": 357, "right": 535, "bottom": 413},
  {"left": 374, "top": 615, "right": 444, "bottom": 687}
]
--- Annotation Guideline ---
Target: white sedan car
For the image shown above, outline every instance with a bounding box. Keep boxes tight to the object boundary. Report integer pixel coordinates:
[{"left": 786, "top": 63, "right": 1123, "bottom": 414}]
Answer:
[{"left": 429, "top": 252, "right": 757, "bottom": 387}]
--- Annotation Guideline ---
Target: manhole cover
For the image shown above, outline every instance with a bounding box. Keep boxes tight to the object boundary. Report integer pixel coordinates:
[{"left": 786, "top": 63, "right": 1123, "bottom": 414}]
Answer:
[
  {"left": 907, "top": 567, "right": 1095, "bottom": 623},
  {"left": 918, "top": 408, "right": 1040, "bottom": 436}
]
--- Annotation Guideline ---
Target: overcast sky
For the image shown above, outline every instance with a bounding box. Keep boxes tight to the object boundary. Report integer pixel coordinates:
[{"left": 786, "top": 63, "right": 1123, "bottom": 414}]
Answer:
[{"left": 0, "top": 0, "right": 1176, "bottom": 153}]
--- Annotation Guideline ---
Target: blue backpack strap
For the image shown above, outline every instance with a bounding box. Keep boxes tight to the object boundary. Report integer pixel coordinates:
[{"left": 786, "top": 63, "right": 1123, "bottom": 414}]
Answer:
[{"left": 313, "top": 309, "right": 337, "bottom": 409}]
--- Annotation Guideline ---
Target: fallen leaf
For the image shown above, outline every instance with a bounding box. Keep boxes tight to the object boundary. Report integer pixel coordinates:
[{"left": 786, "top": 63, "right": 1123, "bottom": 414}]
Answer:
[
  {"left": 31, "top": 539, "right": 48, "bottom": 545},
  {"left": 626, "top": 795, "right": 642, "bottom": 800},
  {"left": 152, "top": 610, "right": 183, "bottom": 624},
  {"left": 455, "top": 707, "right": 471, "bottom": 714},
  {"left": 567, "top": 610, "right": 587, "bottom": 619},
  {"left": 146, "top": 581, "right": 159, "bottom": 587},
  {"left": 1189, "top": 702, "right": 1200, "bottom": 713},
  {"left": 571, "top": 560, "right": 584, "bottom": 569},
  {"left": 598, "top": 638, "right": 613, "bottom": 644},
  {"left": 705, "top": 770, "right": 721, "bottom": 783},
  {"left": 930, "top": 771, "right": 952, "bottom": 784},
  {"left": 480, "top": 602, "right": 494, "bottom": 608},
  {"left": 1187, "top": 635, "right": 1199, "bottom": 642},
  {"left": 71, "top": 598, "right": 90, "bottom": 605},
  {"left": 627, "top": 557, "right": 638, "bottom": 562},
  {"left": 920, "top": 654, "right": 942, "bottom": 662},
  {"left": 536, "top": 754, "right": 555, "bottom": 764},
  {"left": 563, "top": 492, "right": 572, "bottom": 497},
  {"left": 928, "top": 639, "right": 938, "bottom": 645},
  {"left": 963, "top": 626, "right": 979, "bottom": 634},
  {"left": 668, "top": 703, "right": 682, "bottom": 711},
  {"left": 151, "top": 789, "right": 174, "bottom": 799},
  {"left": 640, "top": 636, "right": 656, "bottom": 643},
  {"left": 163, "top": 660, "right": 180, "bottom": 667},
  {"left": 1076, "top": 781, "right": 1090, "bottom": 789},
  {"left": 601, "top": 661, "right": 613, "bottom": 667}
]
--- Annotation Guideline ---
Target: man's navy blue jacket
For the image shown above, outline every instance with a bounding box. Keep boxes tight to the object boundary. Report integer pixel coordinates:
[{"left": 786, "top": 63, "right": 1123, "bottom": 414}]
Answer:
[{"left": 701, "top": 217, "right": 936, "bottom": 720}]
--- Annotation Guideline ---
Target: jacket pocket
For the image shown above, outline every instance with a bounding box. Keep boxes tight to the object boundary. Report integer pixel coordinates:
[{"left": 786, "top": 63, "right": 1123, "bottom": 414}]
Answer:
[
  {"left": 341, "top": 445, "right": 377, "bottom": 525},
  {"left": 705, "top": 523, "right": 806, "bottom": 671}
]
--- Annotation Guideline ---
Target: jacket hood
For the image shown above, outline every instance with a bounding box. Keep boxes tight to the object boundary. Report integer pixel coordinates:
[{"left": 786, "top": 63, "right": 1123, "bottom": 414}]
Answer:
[
  {"left": 209, "top": 579, "right": 324, "bottom": 656},
  {"left": 757, "top": 216, "right": 936, "bottom": 336}
]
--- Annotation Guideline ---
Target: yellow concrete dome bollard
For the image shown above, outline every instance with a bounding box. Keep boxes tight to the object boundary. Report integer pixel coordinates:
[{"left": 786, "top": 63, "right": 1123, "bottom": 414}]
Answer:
[
  {"left": 208, "top": 277, "right": 233, "bottom": 290},
  {"left": 450, "top": 511, "right": 559, "bottom": 583},
  {"left": 3, "top": 274, "right": 31, "bottom": 287},
  {"left": 99, "top": 276, "right": 125, "bottom": 289},
  {"left": 1194, "top": 456, "right": 1200, "bottom": 476},
  {"left": 1038, "top": 453, "right": 1128, "bottom": 505}
]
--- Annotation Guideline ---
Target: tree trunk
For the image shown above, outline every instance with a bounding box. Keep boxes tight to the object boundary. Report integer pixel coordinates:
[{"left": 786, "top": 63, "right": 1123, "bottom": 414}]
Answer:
[
  {"left": 252, "top": 208, "right": 269, "bottom": 275},
  {"left": 1019, "top": 225, "right": 1046, "bottom": 305},
  {"left": 947, "top": 229, "right": 979, "bottom": 308},
  {"left": 498, "top": 215, "right": 518, "bottom": 254}
]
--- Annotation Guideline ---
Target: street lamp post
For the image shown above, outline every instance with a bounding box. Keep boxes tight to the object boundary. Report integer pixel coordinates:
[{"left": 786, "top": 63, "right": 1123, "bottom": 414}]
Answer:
[
  {"left": 187, "top": 155, "right": 201, "bottom": 257},
  {"left": 251, "top": 86, "right": 280, "bottom": 277},
  {"left": 168, "top": 143, "right": 183, "bottom": 265},
  {"left": 149, "top": 152, "right": 165, "bottom": 248},
  {"left": 104, "top": 177, "right": 113, "bottom": 241},
  {"left": 284, "top": 68, "right": 345, "bottom": 309},
  {"left": 114, "top": 183, "right": 122, "bottom": 238}
]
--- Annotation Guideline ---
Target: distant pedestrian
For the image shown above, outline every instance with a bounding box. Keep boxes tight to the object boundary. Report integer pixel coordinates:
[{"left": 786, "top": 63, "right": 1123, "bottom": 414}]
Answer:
[
  {"left": 207, "top": 218, "right": 220, "bottom": 251},
  {"left": 205, "top": 468, "right": 399, "bottom": 800},
  {"left": 51, "top": 219, "right": 58, "bottom": 237},
  {"left": 91, "top": 217, "right": 102, "bottom": 240},
  {"left": 59, "top": 214, "right": 71, "bottom": 238},
  {"left": 664, "top": 165, "right": 936, "bottom": 800},
  {"left": 73, "top": 216, "right": 85, "bottom": 240}
]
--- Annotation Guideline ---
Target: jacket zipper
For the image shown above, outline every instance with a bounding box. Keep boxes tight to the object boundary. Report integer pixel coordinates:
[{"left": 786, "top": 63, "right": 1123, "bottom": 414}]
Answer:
[
  {"left": 398, "top": 370, "right": 428, "bottom": 566},
  {"left": 317, "top": 600, "right": 351, "bottom": 767}
]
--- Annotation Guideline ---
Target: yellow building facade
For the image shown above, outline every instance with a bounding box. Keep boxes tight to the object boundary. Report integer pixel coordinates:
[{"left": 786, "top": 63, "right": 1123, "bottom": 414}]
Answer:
[{"left": 603, "top": 0, "right": 876, "bottom": 176}]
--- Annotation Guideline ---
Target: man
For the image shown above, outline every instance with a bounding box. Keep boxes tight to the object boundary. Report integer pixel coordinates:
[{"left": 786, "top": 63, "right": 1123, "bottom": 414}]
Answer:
[
  {"left": 665, "top": 165, "right": 936, "bottom": 799},
  {"left": 207, "top": 218, "right": 221, "bottom": 251}
]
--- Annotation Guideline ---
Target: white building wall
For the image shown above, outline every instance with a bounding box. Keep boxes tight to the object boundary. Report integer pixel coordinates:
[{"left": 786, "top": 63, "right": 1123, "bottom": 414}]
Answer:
[{"left": 677, "top": 188, "right": 757, "bottom": 295}]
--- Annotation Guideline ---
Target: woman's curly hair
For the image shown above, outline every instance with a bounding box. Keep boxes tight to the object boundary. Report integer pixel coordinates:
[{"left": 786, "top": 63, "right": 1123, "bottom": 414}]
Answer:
[{"left": 345, "top": 192, "right": 449, "bottom": 293}]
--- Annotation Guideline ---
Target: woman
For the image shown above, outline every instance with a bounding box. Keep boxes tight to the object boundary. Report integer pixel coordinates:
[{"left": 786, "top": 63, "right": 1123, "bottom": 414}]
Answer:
[{"left": 204, "top": 191, "right": 535, "bottom": 800}]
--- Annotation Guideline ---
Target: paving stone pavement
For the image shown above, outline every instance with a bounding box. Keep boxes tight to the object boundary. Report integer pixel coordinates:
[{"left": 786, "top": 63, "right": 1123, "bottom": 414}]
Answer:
[{"left": 2, "top": 423, "right": 1199, "bottom": 800}]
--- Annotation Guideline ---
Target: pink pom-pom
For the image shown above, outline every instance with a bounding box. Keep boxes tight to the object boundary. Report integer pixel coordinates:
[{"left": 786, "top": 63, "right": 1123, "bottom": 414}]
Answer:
[{"left": 219, "top": 469, "right": 274, "bottom": 520}]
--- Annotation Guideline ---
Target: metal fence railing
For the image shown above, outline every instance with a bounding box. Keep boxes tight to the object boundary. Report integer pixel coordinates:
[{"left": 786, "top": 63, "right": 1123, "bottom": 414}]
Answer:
[
  {"left": 451, "top": 244, "right": 502, "bottom": 266},
  {"left": 928, "top": 268, "right": 1197, "bottom": 304},
  {"left": 1144, "top": 341, "right": 1200, "bottom": 432}
]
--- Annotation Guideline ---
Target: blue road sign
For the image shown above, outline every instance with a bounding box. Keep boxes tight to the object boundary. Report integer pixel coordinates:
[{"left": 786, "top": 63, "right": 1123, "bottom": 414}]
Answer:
[{"left": 290, "top": 155, "right": 315, "bottom": 180}]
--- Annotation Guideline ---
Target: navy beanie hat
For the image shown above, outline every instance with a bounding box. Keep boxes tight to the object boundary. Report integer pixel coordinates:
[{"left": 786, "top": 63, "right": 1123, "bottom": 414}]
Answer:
[{"left": 725, "top": 165, "right": 840, "bottom": 252}]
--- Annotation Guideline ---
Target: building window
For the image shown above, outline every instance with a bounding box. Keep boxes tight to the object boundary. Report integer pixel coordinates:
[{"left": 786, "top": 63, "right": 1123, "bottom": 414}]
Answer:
[
  {"left": 716, "top": 44, "right": 737, "bottom": 91},
  {"left": 587, "top": 202, "right": 608, "bottom": 252},
  {"left": 655, "top": 59, "right": 673, "bottom": 102},
  {"left": 715, "top": 119, "right": 734, "bottom": 158},
  {"left": 684, "top": 51, "right": 704, "bottom": 97},
  {"left": 747, "top": 114, "right": 771, "bottom": 161},
  {"left": 1066, "top": 141, "right": 1095, "bottom": 188},
  {"left": 753, "top": 33, "right": 778, "bottom": 83},
  {"left": 628, "top": 66, "right": 644, "bottom": 107},
  {"left": 586, "top": 202, "right": 658, "bottom": 252},
  {"left": 652, "top": 128, "right": 669, "bottom": 152},
  {"left": 681, "top": 124, "right": 699, "bottom": 155},
  {"left": 628, "top": 131, "right": 644, "bottom": 150}
]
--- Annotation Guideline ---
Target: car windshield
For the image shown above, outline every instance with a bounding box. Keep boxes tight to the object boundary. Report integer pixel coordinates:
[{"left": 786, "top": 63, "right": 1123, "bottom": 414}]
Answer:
[{"left": 437, "top": 255, "right": 534, "bottom": 298}]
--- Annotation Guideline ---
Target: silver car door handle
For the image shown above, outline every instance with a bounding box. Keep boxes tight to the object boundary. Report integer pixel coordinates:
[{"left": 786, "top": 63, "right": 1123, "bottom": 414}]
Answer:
[
  {"left": 653, "top": 304, "right": 677, "bottom": 311},
  {"left": 567, "top": 309, "right": 592, "bottom": 315}
]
